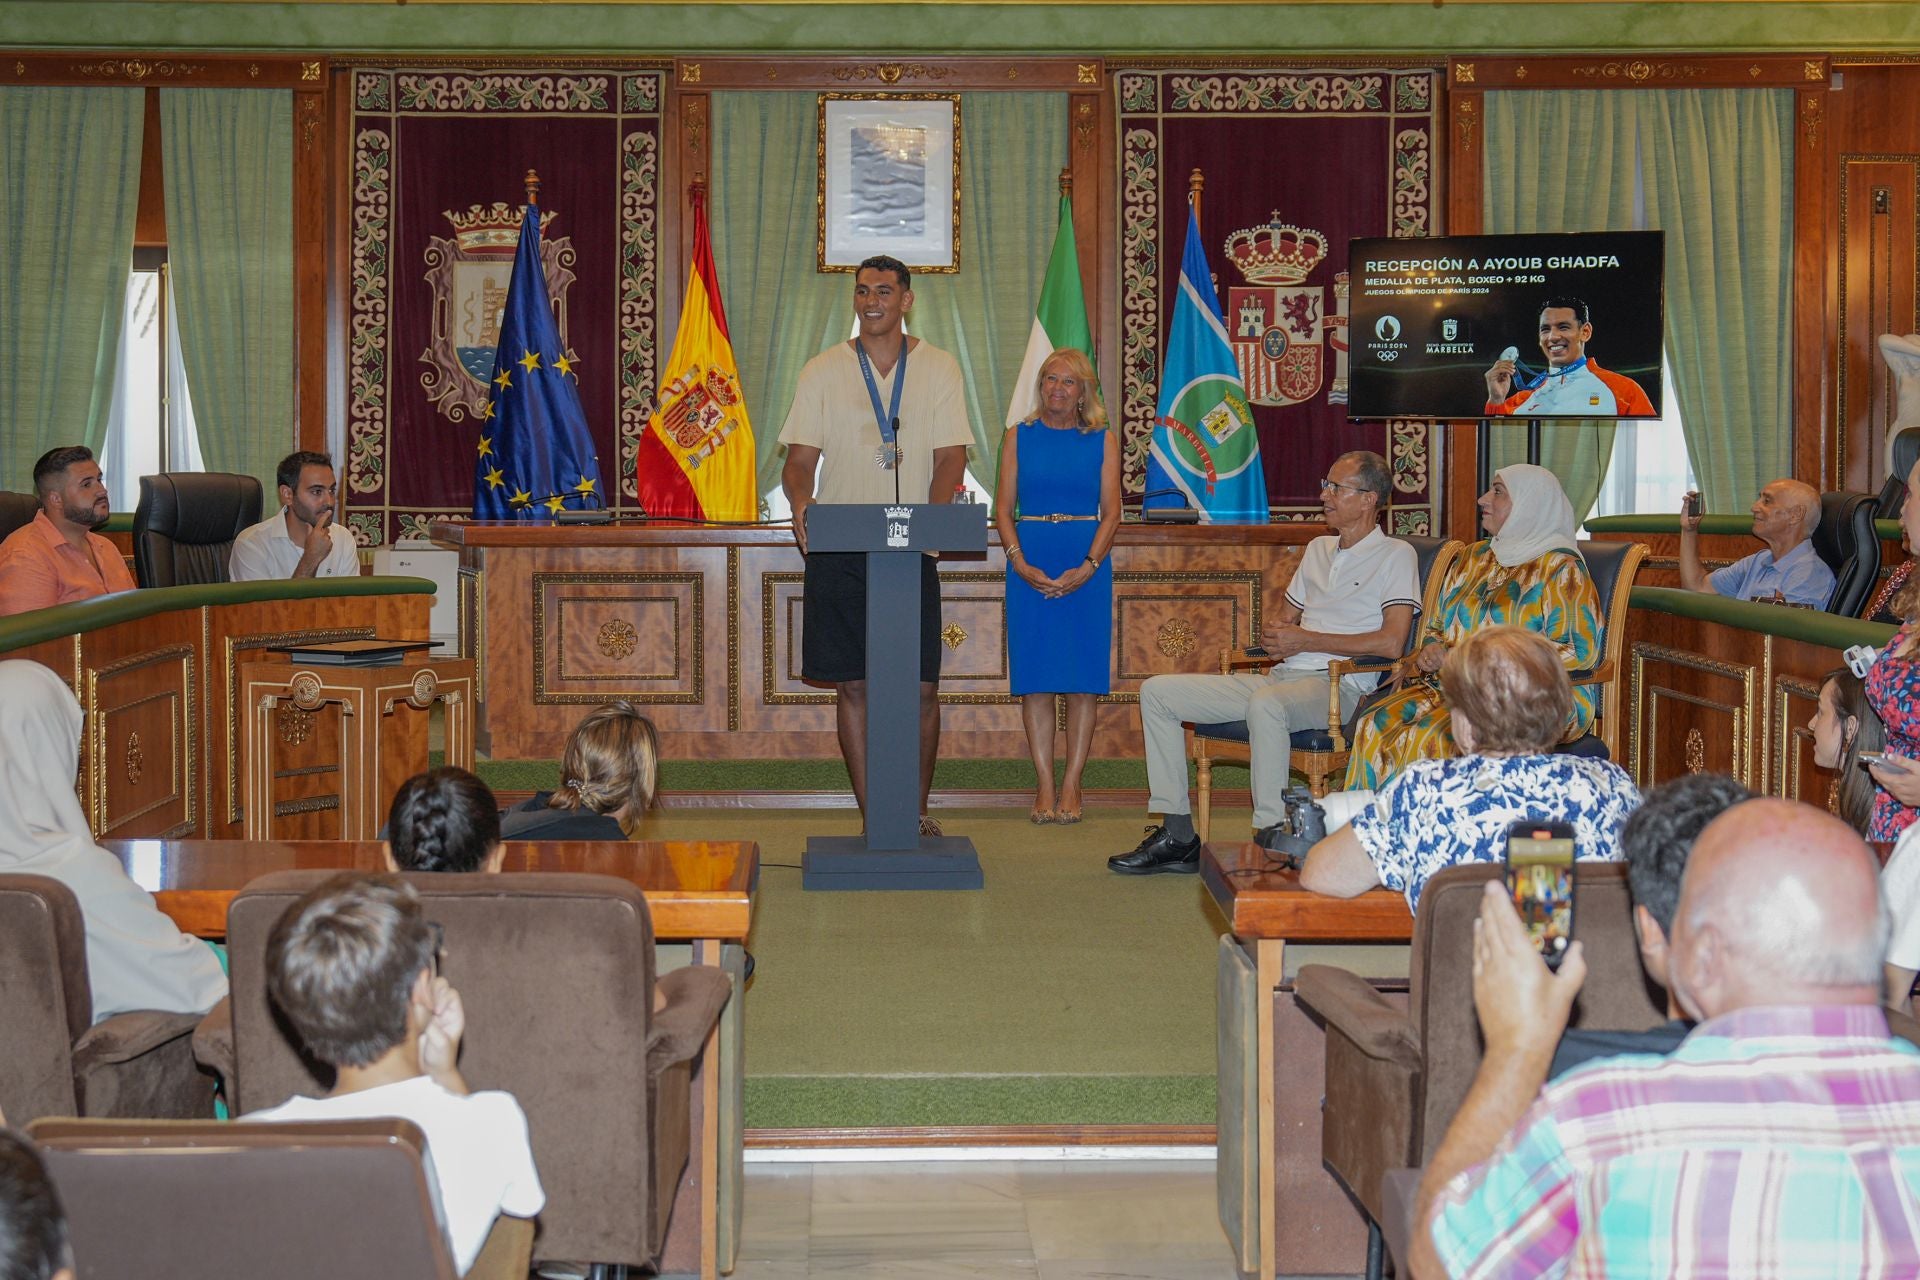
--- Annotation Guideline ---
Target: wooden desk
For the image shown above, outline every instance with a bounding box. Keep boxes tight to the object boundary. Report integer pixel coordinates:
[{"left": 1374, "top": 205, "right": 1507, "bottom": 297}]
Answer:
[
  {"left": 105, "top": 837, "right": 756, "bottom": 1280},
  {"left": 432, "top": 518, "right": 1322, "bottom": 761},
  {"left": 1203, "top": 842, "right": 1413, "bottom": 1280},
  {"left": 105, "top": 838, "right": 757, "bottom": 942}
]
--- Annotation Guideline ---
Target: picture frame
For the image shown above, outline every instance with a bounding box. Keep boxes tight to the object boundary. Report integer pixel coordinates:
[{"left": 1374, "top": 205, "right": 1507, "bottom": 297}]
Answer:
[{"left": 817, "top": 93, "right": 961, "bottom": 274}]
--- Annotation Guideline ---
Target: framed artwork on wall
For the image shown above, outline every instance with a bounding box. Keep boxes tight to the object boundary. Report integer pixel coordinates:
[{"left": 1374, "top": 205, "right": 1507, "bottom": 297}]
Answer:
[{"left": 817, "top": 93, "right": 961, "bottom": 273}]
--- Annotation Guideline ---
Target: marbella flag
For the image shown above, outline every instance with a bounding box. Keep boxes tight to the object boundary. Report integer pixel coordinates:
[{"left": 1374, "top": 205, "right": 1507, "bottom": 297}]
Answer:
[
  {"left": 1144, "top": 205, "right": 1269, "bottom": 524},
  {"left": 1004, "top": 189, "right": 1095, "bottom": 428},
  {"left": 635, "top": 184, "right": 756, "bottom": 522},
  {"left": 473, "top": 186, "right": 603, "bottom": 520}
]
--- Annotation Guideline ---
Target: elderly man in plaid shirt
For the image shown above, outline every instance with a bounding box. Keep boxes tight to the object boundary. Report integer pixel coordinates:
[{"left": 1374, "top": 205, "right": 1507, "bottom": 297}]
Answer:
[{"left": 1411, "top": 798, "right": 1920, "bottom": 1279}]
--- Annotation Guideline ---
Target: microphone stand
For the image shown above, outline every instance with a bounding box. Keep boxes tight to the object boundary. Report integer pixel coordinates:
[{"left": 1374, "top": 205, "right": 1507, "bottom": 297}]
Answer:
[{"left": 892, "top": 416, "right": 902, "bottom": 507}]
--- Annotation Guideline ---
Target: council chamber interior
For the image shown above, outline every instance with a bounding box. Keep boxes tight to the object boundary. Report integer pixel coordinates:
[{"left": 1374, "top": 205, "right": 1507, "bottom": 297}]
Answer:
[{"left": 2, "top": 2, "right": 1919, "bottom": 1278}]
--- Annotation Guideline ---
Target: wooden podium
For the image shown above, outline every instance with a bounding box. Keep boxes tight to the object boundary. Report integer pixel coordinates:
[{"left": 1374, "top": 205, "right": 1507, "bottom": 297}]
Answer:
[{"left": 238, "top": 657, "right": 475, "bottom": 840}]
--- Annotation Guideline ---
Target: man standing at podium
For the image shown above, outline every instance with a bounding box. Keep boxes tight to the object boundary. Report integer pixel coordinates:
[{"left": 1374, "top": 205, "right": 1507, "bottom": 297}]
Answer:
[{"left": 779, "top": 255, "right": 972, "bottom": 833}]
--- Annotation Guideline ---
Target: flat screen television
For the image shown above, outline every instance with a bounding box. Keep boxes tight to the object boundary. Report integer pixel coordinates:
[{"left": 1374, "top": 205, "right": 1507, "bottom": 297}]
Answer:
[{"left": 1346, "top": 231, "right": 1665, "bottom": 421}]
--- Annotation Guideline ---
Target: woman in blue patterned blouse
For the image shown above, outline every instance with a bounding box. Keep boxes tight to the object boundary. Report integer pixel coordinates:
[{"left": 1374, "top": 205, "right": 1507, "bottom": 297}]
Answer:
[{"left": 1300, "top": 625, "right": 1639, "bottom": 911}]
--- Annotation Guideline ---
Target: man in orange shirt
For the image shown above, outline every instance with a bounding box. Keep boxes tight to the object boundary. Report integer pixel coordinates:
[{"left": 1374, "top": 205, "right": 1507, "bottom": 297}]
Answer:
[{"left": 0, "top": 446, "right": 137, "bottom": 617}]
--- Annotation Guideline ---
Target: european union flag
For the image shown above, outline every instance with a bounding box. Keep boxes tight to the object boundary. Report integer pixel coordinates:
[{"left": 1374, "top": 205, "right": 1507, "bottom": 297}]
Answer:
[{"left": 473, "top": 189, "right": 602, "bottom": 520}]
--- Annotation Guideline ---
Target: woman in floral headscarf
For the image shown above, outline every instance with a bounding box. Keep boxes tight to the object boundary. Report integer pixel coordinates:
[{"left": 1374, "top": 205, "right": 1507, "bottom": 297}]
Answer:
[{"left": 1344, "top": 464, "right": 1600, "bottom": 791}]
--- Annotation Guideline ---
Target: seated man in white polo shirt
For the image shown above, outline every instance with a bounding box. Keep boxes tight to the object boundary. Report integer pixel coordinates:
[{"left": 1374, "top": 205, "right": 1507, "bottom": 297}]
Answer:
[
  {"left": 229, "top": 450, "right": 360, "bottom": 581},
  {"left": 1109, "top": 451, "right": 1420, "bottom": 875}
]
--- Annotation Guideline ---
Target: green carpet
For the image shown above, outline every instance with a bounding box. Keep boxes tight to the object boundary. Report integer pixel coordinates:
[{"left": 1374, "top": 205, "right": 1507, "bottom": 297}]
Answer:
[{"left": 622, "top": 805, "right": 1245, "bottom": 1129}]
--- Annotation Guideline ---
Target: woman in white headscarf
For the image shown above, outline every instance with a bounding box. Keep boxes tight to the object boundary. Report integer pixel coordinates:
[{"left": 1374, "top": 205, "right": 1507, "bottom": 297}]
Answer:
[
  {"left": 1344, "top": 464, "right": 1600, "bottom": 791},
  {"left": 0, "top": 660, "right": 227, "bottom": 1021}
]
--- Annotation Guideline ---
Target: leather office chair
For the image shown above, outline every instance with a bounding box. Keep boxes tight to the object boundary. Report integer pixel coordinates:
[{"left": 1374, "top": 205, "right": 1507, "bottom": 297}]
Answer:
[
  {"left": 0, "top": 490, "right": 40, "bottom": 542},
  {"left": 1294, "top": 863, "right": 1663, "bottom": 1280},
  {"left": 27, "top": 1116, "right": 533, "bottom": 1280},
  {"left": 223, "top": 870, "right": 732, "bottom": 1274},
  {"left": 1878, "top": 427, "right": 1920, "bottom": 520},
  {"left": 1554, "top": 539, "right": 1646, "bottom": 762},
  {"left": 0, "top": 874, "right": 213, "bottom": 1125},
  {"left": 131, "top": 471, "right": 263, "bottom": 587},
  {"left": 1811, "top": 490, "right": 1882, "bottom": 617},
  {"left": 1191, "top": 536, "right": 1463, "bottom": 840}
]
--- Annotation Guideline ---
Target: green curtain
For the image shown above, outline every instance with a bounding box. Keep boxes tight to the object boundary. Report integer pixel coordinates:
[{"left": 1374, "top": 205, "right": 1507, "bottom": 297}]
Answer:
[
  {"left": 711, "top": 92, "right": 856, "bottom": 504},
  {"left": 713, "top": 91, "right": 1065, "bottom": 500},
  {"left": 0, "top": 87, "right": 142, "bottom": 482},
  {"left": 1483, "top": 90, "right": 1641, "bottom": 518},
  {"left": 904, "top": 92, "right": 1066, "bottom": 494},
  {"left": 160, "top": 88, "right": 293, "bottom": 498},
  {"left": 1636, "top": 88, "right": 1793, "bottom": 511}
]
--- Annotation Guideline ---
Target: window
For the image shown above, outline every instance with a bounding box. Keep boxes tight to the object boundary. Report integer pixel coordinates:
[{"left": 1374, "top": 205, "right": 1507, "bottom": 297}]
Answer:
[
  {"left": 98, "top": 251, "right": 204, "bottom": 514},
  {"left": 1588, "top": 353, "right": 1696, "bottom": 519}
]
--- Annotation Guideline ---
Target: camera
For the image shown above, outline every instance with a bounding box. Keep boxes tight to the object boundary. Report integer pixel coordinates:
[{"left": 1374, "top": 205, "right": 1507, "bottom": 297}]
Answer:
[{"left": 1283, "top": 785, "right": 1327, "bottom": 843}]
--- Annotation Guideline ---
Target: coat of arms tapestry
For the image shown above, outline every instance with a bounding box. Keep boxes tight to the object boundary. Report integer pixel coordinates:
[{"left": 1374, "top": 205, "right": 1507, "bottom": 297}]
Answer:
[
  {"left": 1114, "top": 67, "right": 1442, "bottom": 531},
  {"left": 345, "top": 67, "right": 665, "bottom": 543}
]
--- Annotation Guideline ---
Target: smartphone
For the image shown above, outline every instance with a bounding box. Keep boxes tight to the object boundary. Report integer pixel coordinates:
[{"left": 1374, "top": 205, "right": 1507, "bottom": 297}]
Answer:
[
  {"left": 1683, "top": 491, "right": 1702, "bottom": 519},
  {"left": 1859, "top": 751, "right": 1912, "bottom": 774},
  {"left": 1504, "top": 822, "right": 1577, "bottom": 971}
]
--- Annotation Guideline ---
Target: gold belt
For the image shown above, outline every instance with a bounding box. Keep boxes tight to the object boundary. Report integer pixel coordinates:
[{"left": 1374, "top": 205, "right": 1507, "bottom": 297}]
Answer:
[{"left": 1017, "top": 513, "right": 1097, "bottom": 522}]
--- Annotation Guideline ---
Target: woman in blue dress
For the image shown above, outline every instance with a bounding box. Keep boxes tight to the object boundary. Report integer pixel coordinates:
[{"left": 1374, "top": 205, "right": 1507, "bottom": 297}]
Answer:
[{"left": 992, "top": 348, "right": 1121, "bottom": 824}]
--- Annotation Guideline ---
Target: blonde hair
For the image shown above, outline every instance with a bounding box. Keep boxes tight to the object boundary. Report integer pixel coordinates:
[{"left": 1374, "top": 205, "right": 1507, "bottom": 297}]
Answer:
[
  {"left": 1034, "top": 348, "right": 1108, "bottom": 433},
  {"left": 548, "top": 701, "right": 660, "bottom": 836},
  {"left": 1439, "top": 625, "right": 1574, "bottom": 755}
]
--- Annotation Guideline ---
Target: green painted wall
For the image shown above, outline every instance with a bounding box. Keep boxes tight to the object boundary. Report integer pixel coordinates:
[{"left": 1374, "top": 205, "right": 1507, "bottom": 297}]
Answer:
[{"left": 1, "top": 2, "right": 1917, "bottom": 56}]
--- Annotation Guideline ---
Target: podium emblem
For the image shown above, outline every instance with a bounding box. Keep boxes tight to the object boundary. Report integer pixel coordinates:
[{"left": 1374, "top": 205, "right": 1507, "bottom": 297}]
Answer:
[{"left": 885, "top": 504, "right": 912, "bottom": 549}]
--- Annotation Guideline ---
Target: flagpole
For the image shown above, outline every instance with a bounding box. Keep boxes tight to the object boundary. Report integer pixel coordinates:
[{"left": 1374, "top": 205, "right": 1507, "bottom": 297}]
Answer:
[
  {"left": 1187, "top": 167, "right": 1205, "bottom": 235},
  {"left": 524, "top": 167, "right": 540, "bottom": 207}
]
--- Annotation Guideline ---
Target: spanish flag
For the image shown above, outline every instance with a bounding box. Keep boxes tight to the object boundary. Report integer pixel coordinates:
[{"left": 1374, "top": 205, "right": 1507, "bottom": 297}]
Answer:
[{"left": 635, "top": 184, "right": 756, "bottom": 522}]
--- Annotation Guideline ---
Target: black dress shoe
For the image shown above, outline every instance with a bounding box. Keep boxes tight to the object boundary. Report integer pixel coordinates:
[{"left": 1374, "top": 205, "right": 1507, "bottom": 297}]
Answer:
[{"left": 1108, "top": 825, "right": 1202, "bottom": 875}]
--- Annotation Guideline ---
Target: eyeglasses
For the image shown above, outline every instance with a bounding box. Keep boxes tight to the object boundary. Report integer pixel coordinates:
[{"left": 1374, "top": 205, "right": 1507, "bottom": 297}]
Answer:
[
  {"left": 1319, "top": 477, "right": 1370, "bottom": 497},
  {"left": 426, "top": 920, "right": 445, "bottom": 977}
]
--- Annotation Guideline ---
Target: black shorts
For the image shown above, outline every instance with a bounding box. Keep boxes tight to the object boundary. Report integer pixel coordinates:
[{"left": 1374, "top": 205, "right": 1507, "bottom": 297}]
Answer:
[{"left": 801, "top": 552, "right": 942, "bottom": 685}]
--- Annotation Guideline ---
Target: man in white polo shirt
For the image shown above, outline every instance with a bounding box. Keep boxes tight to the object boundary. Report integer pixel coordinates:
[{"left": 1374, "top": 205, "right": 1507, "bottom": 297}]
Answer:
[
  {"left": 228, "top": 451, "right": 360, "bottom": 581},
  {"left": 1110, "top": 450, "right": 1420, "bottom": 874}
]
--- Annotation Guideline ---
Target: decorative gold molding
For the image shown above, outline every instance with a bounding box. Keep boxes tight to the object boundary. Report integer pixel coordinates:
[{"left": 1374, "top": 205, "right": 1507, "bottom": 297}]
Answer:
[
  {"left": 278, "top": 705, "right": 316, "bottom": 747},
  {"left": 224, "top": 627, "right": 374, "bottom": 825},
  {"left": 683, "top": 95, "right": 708, "bottom": 157},
  {"left": 598, "top": 619, "right": 639, "bottom": 660},
  {"left": 531, "top": 571, "right": 705, "bottom": 704},
  {"left": 1684, "top": 728, "right": 1705, "bottom": 774},
  {"left": 727, "top": 547, "right": 742, "bottom": 732},
  {"left": 1455, "top": 97, "right": 1477, "bottom": 147},
  {"left": 1800, "top": 92, "right": 1823, "bottom": 147},
  {"left": 1077, "top": 64, "right": 1100, "bottom": 85},
  {"left": 681, "top": 62, "right": 702, "bottom": 83},
  {"left": 1074, "top": 98, "right": 1097, "bottom": 153},
  {"left": 1157, "top": 618, "right": 1197, "bottom": 658},
  {"left": 1629, "top": 641, "right": 1758, "bottom": 787},
  {"left": 299, "top": 94, "right": 322, "bottom": 151},
  {"left": 829, "top": 62, "right": 957, "bottom": 85},
  {"left": 1772, "top": 674, "right": 1823, "bottom": 799},
  {"left": 1454, "top": 62, "right": 1475, "bottom": 84},
  {"left": 124, "top": 732, "right": 145, "bottom": 785},
  {"left": 72, "top": 59, "right": 209, "bottom": 82},
  {"left": 301, "top": 60, "right": 322, "bottom": 82},
  {"left": 1568, "top": 59, "right": 1711, "bottom": 83},
  {"left": 86, "top": 646, "right": 195, "bottom": 836}
]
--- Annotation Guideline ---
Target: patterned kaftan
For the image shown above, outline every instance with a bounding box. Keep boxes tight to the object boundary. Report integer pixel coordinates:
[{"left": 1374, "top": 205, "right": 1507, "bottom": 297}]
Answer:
[{"left": 1343, "top": 540, "right": 1600, "bottom": 791}]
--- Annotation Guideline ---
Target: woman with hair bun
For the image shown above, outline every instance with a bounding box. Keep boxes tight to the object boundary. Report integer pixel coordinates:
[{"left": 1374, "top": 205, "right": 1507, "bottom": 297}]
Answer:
[{"left": 501, "top": 701, "right": 661, "bottom": 840}]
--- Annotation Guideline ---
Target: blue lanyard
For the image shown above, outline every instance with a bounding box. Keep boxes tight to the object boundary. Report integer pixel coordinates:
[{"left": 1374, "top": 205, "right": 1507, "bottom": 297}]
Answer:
[
  {"left": 853, "top": 339, "right": 906, "bottom": 446},
  {"left": 1517, "top": 355, "right": 1587, "bottom": 392}
]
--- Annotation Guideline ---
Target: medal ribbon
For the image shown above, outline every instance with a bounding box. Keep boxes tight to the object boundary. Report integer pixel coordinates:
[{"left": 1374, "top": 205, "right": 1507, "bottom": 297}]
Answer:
[
  {"left": 1514, "top": 354, "right": 1587, "bottom": 393},
  {"left": 854, "top": 339, "right": 907, "bottom": 453}
]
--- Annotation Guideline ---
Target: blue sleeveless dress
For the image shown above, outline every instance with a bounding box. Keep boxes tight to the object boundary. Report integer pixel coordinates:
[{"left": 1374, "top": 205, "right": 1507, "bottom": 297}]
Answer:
[{"left": 1006, "top": 421, "right": 1112, "bottom": 696}]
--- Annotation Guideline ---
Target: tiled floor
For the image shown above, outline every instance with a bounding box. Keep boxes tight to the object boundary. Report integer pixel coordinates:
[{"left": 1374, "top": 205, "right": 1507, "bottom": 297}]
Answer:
[{"left": 729, "top": 1159, "right": 1244, "bottom": 1280}]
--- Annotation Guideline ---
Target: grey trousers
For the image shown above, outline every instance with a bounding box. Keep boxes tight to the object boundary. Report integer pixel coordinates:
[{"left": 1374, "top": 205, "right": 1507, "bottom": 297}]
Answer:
[{"left": 1139, "top": 669, "right": 1362, "bottom": 828}]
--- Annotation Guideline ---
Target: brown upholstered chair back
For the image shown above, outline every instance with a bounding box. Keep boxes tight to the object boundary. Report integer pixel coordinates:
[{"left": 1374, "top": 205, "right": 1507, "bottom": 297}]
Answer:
[
  {"left": 1410, "top": 861, "right": 1664, "bottom": 1161},
  {"left": 0, "top": 490, "right": 41, "bottom": 542},
  {"left": 0, "top": 875, "right": 92, "bottom": 1120},
  {"left": 29, "top": 1117, "right": 460, "bottom": 1279},
  {"left": 227, "top": 869, "right": 680, "bottom": 1267}
]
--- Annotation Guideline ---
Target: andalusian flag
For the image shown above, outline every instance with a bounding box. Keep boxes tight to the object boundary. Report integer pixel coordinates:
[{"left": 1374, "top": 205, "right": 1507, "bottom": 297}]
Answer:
[
  {"left": 1145, "top": 205, "right": 1268, "bottom": 524},
  {"left": 635, "top": 185, "right": 755, "bottom": 521},
  {"left": 1005, "top": 189, "right": 1094, "bottom": 427}
]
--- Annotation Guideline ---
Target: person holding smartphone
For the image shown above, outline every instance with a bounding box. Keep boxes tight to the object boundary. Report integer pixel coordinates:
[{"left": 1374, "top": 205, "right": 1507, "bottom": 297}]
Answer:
[
  {"left": 1300, "top": 626, "right": 1637, "bottom": 910},
  {"left": 1676, "top": 478, "right": 1833, "bottom": 609}
]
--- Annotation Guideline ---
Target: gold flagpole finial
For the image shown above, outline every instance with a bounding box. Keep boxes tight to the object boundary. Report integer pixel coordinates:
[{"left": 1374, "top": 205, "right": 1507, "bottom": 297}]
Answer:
[
  {"left": 1187, "top": 167, "right": 1205, "bottom": 233},
  {"left": 524, "top": 169, "right": 541, "bottom": 206},
  {"left": 1058, "top": 167, "right": 1072, "bottom": 197}
]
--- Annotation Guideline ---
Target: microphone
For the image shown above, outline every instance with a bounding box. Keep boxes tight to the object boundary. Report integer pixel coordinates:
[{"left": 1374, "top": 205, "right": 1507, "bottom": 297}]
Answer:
[
  {"left": 892, "top": 416, "right": 902, "bottom": 507},
  {"left": 1139, "top": 487, "right": 1200, "bottom": 524}
]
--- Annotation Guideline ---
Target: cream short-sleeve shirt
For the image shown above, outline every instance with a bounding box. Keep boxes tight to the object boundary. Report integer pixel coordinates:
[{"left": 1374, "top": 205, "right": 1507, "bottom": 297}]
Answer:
[{"left": 777, "top": 340, "right": 974, "bottom": 505}]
